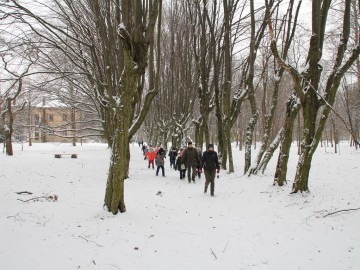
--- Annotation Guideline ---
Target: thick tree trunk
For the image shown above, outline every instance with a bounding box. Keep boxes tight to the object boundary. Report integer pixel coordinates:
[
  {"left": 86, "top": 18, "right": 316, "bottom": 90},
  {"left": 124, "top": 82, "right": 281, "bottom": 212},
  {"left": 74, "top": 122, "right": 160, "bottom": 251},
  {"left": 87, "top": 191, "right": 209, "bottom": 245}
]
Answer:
[
  {"left": 221, "top": 0, "right": 232, "bottom": 171},
  {"left": 105, "top": 130, "right": 128, "bottom": 214},
  {"left": 215, "top": 81, "right": 225, "bottom": 168},
  {"left": 104, "top": 44, "right": 139, "bottom": 214},
  {"left": 274, "top": 99, "right": 300, "bottom": 186},
  {"left": 291, "top": 92, "right": 318, "bottom": 192},
  {"left": 194, "top": 122, "right": 200, "bottom": 148},
  {"left": 5, "top": 99, "right": 14, "bottom": 156},
  {"left": 244, "top": 113, "right": 258, "bottom": 174},
  {"left": 226, "top": 124, "right": 234, "bottom": 172},
  {"left": 203, "top": 116, "right": 210, "bottom": 148},
  {"left": 292, "top": 145, "right": 313, "bottom": 192},
  {"left": 258, "top": 128, "right": 283, "bottom": 174},
  {"left": 243, "top": 0, "right": 259, "bottom": 174}
]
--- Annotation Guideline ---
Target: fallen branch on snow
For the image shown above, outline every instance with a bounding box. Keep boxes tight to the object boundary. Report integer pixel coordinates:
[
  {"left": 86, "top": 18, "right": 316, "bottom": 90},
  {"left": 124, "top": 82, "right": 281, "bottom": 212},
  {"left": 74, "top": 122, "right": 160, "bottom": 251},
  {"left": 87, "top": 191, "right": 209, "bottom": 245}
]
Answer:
[
  {"left": 78, "top": 235, "right": 103, "bottom": 247},
  {"left": 6, "top": 213, "right": 23, "bottom": 222},
  {"left": 15, "top": 191, "right": 33, "bottom": 195},
  {"left": 17, "top": 194, "right": 58, "bottom": 202},
  {"left": 223, "top": 241, "right": 230, "bottom": 253},
  {"left": 210, "top": 248, "right": 217, "bottom": 260},
  {"left": 323, "top": 207, "right": 360, "bottom": 218}
]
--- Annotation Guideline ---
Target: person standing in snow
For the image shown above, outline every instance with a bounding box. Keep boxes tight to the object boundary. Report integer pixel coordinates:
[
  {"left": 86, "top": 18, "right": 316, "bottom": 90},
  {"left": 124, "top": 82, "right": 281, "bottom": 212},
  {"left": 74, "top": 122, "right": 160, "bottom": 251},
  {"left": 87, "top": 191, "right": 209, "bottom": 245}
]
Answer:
[
  {"left": 200, "top": 144, "right": 220, "bottom": 196},
  {"left": 142, "top": 144, "right": 148, "bottom": 159},
  {"left": 176, "top": 148, "right": 186, "bottom": 179},
  {"left": 182, "top": 141, "right": 200, "bottom": 183},
  {"left": 196, "top": 146, "right": 203, "bottom": 179},
  {"left": 145, "top": 145, "right": 156, "bottom": 169},
  {"left": 155, "top": 147, "right": 166, "bottom": 177},
  {"left": 168, "top": 147, "right": 178, "bottom": 169}
]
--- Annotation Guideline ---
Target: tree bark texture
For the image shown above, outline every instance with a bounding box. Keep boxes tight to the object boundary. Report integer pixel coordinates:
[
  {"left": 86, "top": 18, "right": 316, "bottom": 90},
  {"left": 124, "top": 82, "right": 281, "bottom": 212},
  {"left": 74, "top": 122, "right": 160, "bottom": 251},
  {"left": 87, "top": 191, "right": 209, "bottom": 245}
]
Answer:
[{"left": 274, "top": 96, "right": 300, "bottom": 186}]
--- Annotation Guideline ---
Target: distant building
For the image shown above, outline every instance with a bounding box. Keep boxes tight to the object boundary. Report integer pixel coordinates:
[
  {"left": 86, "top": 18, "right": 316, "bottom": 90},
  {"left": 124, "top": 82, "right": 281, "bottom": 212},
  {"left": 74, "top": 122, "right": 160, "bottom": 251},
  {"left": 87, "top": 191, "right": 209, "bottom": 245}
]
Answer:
[{"left": 30, "top": 101, "right": 81, "bottom": 143}]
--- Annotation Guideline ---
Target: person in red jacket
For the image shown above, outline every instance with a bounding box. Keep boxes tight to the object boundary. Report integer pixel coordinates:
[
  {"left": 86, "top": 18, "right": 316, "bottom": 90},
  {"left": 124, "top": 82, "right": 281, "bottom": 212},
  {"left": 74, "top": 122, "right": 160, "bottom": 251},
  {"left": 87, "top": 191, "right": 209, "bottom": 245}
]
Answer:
[{"left": 145, "top": 145, "right": 156, "bottom": 169}]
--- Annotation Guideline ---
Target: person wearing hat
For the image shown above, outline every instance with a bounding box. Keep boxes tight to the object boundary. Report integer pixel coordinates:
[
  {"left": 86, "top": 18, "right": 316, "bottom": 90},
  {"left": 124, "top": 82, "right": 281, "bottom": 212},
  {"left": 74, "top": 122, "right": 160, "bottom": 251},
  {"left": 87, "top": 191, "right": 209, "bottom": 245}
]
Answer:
[
  {"left": 155, "top": 147, "right": 166, "bottom": 177},
  {"left": 182, "top": 141, "right": 200, "bottom": 183},
  {"left": 176, "top": 148, "right": 186, "bottom": 179},
  {"left": 200, "top": 144, "right": 220, "bottom": 196}
]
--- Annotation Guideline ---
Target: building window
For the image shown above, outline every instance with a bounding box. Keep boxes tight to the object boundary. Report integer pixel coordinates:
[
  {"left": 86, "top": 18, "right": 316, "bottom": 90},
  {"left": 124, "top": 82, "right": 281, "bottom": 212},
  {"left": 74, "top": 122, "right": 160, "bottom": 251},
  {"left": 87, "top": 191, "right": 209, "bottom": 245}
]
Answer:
[
  {"left": 48, "top": 114, "right": 54, "bottom": 121},
  {"left": 63, "top": 114, "right": 68, "bottom": 121}
]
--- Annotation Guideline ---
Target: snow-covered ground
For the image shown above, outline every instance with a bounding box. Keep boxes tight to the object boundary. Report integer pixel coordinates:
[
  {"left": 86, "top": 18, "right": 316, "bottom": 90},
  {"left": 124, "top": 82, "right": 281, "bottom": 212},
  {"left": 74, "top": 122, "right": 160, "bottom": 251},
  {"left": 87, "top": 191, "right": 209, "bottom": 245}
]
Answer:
[{"left": 1, "top": 142, "right": 359, "bottom": 270}]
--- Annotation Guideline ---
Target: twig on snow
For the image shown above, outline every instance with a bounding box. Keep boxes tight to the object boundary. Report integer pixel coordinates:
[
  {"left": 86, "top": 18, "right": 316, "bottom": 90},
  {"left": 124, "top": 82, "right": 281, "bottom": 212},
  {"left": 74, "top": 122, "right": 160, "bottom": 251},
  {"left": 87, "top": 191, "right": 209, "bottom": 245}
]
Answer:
[
  {"left": 223, "top": 241, "right": 230, "bottom": 253},
  {"left": 17, "top": 195, "right": 58, "bottom": 202},
  {"left": 323, "top": 207, "right": 360, "bottom": 218},
  {"left": 78, "top": 235, "right": 103, "bottom": 247},
  {"left": 15, "top": 191, "right": 33, "bottom": 195},
  {"left": 6, "top": 213, "right": 23, "bottom": 222},
  {"left": 210, "top": 248, "right": 217, "bottom": 260}
]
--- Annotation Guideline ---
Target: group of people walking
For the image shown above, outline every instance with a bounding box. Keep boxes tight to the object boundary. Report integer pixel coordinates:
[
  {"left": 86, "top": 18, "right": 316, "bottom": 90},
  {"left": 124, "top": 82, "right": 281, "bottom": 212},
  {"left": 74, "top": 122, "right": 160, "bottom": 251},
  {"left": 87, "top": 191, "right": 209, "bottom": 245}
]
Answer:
[{"left": 143, "top": 141, "right": 220, "bottom": 196}]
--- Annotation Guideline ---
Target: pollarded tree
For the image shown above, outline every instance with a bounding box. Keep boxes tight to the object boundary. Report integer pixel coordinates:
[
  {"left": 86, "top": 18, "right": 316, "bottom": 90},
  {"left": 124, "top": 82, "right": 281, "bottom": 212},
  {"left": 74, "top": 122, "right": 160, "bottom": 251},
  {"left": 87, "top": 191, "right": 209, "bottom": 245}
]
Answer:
[
  {"left": 268, "top": 0, "right": 360, "bottom": 192},
  {"left": 249, "top": 0, "right": 302, "bottom": 175},
  {"left": 3, "top": 0, "right": 161, "bottom": 214},
  {"left": 189, "top": 0, "right": 218, "bottom": 149}
]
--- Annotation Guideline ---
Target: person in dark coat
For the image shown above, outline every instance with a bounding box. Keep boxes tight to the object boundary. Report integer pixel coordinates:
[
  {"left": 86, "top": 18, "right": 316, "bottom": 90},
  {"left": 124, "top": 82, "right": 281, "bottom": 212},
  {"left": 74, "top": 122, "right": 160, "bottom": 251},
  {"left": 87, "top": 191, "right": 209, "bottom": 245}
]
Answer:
[
  {"left": 200, "top": 144, "right": 220, "bottom": 196},
  {"left": 168, "top": 147, "right": 178, "bottom": 169},
  {"left": 196, "top": 146, "right": 203, "bottom": 179},
  {"left": 176, "top": 148, "right": 186, "bottom": 179},
  {"left": 155, "top": 147, "right": 166, "bottom": 177},
  {"left": 182, "top": 141, "right": 200, "bottom": 183}
]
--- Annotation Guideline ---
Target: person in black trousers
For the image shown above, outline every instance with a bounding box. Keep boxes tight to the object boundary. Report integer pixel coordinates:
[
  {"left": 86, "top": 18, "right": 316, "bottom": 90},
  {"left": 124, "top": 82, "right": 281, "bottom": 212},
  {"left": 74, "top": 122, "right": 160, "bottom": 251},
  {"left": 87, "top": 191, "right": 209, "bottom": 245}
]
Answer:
[{"left": 200, "top": 144, "right": 220, "bottom": 196}]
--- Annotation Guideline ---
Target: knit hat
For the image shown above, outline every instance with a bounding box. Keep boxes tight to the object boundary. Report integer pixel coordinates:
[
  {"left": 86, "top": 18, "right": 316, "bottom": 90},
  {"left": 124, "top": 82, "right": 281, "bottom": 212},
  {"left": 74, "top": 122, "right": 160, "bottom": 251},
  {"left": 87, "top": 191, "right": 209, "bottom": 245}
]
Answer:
[
  {"left": 208, "top": 143, "right": 214, "bottom": 149},
  {"left": 188, "top": 141, "right": 193, "bottom": 145}
]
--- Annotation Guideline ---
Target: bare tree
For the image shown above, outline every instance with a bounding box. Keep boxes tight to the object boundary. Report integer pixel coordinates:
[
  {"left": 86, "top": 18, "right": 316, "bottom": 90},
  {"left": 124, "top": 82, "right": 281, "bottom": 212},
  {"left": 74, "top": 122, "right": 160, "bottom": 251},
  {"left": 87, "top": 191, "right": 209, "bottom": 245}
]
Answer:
[
  {"left": 268, "top": 0, "right": 360, "bottom": 192},
  {"left": 249, "top": 0, "right": 302, "bottom": 175},
  {"left": 2, "top": 0, "right": 161, "bottom": 214}
]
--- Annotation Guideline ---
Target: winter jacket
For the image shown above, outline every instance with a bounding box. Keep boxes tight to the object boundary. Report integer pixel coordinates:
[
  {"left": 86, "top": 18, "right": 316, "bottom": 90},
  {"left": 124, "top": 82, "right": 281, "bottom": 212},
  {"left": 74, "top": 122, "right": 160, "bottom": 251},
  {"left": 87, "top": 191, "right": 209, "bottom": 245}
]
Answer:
[
  {"left": 175, "top": 151, "right": 184, "bottom": 171},
  {"left": 168, "top": 149, "right": 178, "bottom": 161},
  {"left": 182, "top": 147, "right": 200, "bottom": 167},
  {"left": 155, "top": 148, "right": 166, "bottom": 166},
  {"left": 146, "top": 148, "right": 157, "bottom": 161},
  {"left": 201, "top": 150, "right": 220, "bottom": 171}
]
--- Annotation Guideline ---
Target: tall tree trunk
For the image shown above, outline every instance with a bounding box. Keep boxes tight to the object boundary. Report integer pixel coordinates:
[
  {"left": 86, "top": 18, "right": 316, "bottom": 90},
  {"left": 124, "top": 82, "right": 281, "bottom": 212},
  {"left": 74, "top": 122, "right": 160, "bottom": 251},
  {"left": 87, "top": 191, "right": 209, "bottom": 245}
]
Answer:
[
  {"left": 28, "top": 99, "right": 32, "bottom": 147},
  {"left": 292, "top": 82, "right": 320, "bottom": 192},
  {"left": 250, "top": 73, "right": 282, "bottom": 174},
  {"left": 5, "top": 98, "right": 14, "bottom": 156},
  {"left": 71, "top": 106, "right": 76, "bottom": 146},
  {"left": 244, "top": 0, "right": 258, "bottom": 174},
  {"left": 274, "top": 95, "right": 300, "bottom": 186},
  {"left": 222, "top": 0, "right": 233, "bottom": 171},
  {"left": 331, "top": 116, "right": 337, "bottom": 154},
  {"left": 70, "top": 86, "right": 77, "bottom": 146},
  {"left": 105, "top": 128, "right": 129, "bottom": 214},
  {"left": 104, "top": 49, "right": 138, "bottom": 214}
]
